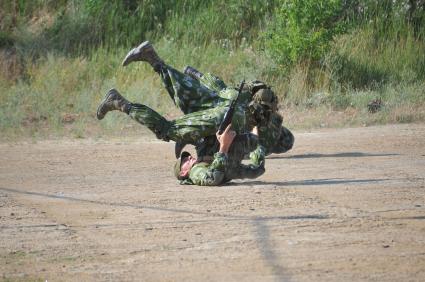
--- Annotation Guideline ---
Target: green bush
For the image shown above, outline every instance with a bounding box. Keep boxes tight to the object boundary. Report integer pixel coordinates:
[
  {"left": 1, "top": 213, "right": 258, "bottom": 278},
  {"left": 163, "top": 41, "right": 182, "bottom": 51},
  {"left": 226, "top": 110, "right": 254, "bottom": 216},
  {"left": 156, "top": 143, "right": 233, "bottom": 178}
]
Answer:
[
  {"left": 164, "top": 0, "right": 275, "bottom": 45},
  {"left": 264, "top": 0, "right": 347, "bottom": 67}
]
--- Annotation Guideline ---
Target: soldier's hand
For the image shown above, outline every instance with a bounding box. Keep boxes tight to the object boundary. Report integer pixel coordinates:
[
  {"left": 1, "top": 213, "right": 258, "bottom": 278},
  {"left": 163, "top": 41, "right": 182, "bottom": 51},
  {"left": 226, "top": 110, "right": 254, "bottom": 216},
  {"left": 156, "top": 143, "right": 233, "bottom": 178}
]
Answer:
[
  {"left": 217, "top": 124, "right": 236, "bottom": 154},
  {"left": 251, "top": 126, "right": 259, "bottom": 136}
]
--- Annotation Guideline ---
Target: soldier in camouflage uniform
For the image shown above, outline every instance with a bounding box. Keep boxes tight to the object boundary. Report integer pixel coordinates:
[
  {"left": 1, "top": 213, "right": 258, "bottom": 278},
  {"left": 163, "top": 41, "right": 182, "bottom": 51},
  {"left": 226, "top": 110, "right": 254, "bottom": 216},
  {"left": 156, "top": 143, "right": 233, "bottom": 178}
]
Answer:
[
  {"left": 123, "top": 41, "right": 285, "bottom": 182},
  {"left": 169, "top": 65, "right": 294, "bottom": 156},
  {"left": 174, "top": 124, "right": 266, "bottom": 186},
  {"left": 97, "top": 41, "right": 276, "bottom": 144},
  {"left": 96, "top": 41, "right": 269, "bottom": 185},
  {"left": 160, "top": 68, "right": 275, "bottom": 181},
  {"left": 160, "top": 67, "right": 292, "bottom": 183},
  {"left": 98, "top": 41, "right": 294, "bottom": 185}
]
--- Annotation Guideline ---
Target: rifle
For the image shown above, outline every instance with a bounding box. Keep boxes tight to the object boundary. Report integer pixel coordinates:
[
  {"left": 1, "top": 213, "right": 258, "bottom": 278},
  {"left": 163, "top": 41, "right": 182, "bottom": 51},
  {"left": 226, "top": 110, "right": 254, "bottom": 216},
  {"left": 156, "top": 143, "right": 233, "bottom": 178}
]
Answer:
[{"left": 218, "top": 80, "right": 245, "bottom": 134}]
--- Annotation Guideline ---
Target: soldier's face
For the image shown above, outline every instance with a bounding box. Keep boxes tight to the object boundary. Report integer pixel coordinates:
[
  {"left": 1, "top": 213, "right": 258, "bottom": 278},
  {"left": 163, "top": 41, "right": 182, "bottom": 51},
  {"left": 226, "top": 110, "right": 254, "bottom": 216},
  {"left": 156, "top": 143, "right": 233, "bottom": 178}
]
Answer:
[
  {"left": 179, "top": 155, "right": 197, "bottom": 178},
  {"left": 250, "top": 103, "right": 273, "bottom": 126}
]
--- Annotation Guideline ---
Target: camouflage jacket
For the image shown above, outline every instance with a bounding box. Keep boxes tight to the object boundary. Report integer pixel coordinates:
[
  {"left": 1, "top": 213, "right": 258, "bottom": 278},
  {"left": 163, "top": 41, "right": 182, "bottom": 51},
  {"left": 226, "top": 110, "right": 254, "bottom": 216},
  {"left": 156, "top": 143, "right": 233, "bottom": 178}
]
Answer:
[
  {"left": 200, "top": 73, "right": 294, "bottom": 155},
  {"left": 129, "top": 67, "right": 256, "bottom": 145},
  {"left": 181, "top": 145, "right": 265, "bottom": 186}
]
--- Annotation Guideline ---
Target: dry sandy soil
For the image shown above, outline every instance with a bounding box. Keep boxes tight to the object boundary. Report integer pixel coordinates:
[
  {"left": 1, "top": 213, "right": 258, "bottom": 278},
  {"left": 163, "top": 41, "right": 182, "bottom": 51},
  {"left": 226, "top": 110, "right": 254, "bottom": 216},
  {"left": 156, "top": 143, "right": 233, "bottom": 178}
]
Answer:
[{"left": 1, "top": 123, "right": 424, "bottom": 282}]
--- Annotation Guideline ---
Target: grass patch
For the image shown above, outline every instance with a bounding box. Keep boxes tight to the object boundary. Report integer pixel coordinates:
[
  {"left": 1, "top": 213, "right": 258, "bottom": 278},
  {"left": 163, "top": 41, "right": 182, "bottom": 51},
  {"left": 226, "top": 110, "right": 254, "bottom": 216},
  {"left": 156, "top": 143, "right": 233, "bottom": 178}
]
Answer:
[
  {"left": 0, "top": 2, "right": 424, "bottom": 140},
  {"left": 1, "top": 38, "right": 424, "bottom": 140}
]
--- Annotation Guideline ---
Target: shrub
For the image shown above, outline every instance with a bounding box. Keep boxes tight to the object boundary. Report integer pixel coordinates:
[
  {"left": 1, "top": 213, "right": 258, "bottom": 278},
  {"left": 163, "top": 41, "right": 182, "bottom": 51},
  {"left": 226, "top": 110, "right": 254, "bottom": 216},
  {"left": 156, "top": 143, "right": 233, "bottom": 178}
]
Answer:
[{"left": 264, "top": 0, "right": 347, "bottom": 67}]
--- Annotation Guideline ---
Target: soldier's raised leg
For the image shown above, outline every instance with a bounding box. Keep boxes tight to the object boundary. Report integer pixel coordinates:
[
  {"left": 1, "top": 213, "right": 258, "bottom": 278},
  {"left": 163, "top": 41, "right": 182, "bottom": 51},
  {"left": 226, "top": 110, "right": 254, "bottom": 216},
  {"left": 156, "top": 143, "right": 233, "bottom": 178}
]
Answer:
[
  {"left": 97, "top": 88, "right": 170, "bottom": 141},
  {"left": 97, "top": 88, "right": 223, "bottom": 144},
  {"left": 121, "top": 41, "right": 218, "bottom": 114}
]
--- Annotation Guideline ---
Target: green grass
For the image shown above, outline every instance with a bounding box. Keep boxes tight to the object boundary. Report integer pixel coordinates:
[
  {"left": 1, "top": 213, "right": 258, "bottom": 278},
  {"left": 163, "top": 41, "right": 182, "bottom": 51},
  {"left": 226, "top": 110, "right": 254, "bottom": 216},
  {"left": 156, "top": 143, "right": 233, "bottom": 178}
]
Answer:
[
  {"left": 1, "top": 39, "right": 423, "bottom": 140},
  {"left": 0, "top": 1, "right": 424, "bottom": 140}
]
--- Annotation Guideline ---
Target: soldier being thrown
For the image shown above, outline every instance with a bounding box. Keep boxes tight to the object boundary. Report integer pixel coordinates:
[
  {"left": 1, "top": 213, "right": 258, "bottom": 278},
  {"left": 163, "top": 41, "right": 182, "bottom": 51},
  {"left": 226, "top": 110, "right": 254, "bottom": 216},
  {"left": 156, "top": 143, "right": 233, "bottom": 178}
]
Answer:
[
  {"left": 96, "top": 41, "right": 268, "bottom": 185},
  {"left": 141, "top": 61, "right": 291, "bottom": 182},
  {"left": 163, "top": 65, "right": 294, "bottom": 158},
  {"left": 121, "top": 41, "right": 293, "bottom": 157},
  {"left": 97, "top": 41, "right": 276, "bottom": 145}
]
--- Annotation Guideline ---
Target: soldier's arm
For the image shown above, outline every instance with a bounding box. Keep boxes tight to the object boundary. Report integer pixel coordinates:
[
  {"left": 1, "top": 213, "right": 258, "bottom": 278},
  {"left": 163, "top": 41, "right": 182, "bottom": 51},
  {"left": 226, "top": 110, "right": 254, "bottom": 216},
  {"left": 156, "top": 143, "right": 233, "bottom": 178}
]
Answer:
[
  {"left": 249, "top": 145, "right": 266, "bottom": 167},
  {"left": 187, "top": 124, "right": 235, "bottom": 186}
]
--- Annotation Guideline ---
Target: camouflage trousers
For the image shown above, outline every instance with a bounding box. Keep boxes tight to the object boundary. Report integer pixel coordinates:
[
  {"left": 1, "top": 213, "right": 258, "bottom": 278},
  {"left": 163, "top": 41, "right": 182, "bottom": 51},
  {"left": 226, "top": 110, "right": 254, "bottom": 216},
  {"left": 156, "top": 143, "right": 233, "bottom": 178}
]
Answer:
[
  {"left": 128, "top": 66, "right": 249, "bottom": 143},
  {"left": 159, "top": 66, "right": 228, "bottom": 114},
  {"left": 129, "top": 103, "right": 225, "bottom": 143}
]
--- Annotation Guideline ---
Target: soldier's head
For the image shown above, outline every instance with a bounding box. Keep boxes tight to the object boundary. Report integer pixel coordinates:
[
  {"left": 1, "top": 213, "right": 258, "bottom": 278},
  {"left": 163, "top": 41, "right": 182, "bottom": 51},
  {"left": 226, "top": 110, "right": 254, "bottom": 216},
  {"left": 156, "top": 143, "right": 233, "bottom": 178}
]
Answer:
[
  {"left": 174, "top": 151, "right": 197, "bottom": 180},
  {"left": 249, "top": 88, "right": 278, "bottom": 125},
  {"left": 247, "top": 80, "right": 269, "bottom": 94}
]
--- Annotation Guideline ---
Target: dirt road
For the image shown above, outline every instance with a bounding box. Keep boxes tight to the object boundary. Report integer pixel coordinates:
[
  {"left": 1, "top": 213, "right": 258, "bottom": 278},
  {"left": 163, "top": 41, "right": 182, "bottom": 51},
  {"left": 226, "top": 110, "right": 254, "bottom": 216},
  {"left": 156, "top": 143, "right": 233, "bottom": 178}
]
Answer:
[{"left": 1, "top": 123, "right": 424, "bottom": 281}]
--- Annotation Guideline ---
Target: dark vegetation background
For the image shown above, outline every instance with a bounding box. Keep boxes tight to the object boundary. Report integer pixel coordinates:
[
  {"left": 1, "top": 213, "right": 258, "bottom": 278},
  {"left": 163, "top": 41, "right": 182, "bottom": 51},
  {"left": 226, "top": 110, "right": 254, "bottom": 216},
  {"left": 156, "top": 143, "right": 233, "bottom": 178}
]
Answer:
[{"left": 0, "top": 0, "right": 424, "bottom": 139}]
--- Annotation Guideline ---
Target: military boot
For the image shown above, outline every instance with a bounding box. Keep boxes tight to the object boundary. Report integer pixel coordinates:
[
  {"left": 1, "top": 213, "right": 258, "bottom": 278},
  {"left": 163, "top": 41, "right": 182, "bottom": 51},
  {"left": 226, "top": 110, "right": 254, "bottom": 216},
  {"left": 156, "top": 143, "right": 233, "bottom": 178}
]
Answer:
[
  {"left": 122, "top": 41, "right": 165, "bottom": 70},
  {"left": 96, "top": 89, "right": 131, "bottom": 120}
]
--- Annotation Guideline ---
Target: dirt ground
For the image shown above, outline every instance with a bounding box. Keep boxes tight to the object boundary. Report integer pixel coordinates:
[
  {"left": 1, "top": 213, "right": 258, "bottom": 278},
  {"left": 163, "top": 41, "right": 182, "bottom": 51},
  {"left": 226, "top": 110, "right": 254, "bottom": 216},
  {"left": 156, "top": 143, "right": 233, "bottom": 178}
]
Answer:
[{"left": 0, "top": 123, "right": 424, "bottom": 282}]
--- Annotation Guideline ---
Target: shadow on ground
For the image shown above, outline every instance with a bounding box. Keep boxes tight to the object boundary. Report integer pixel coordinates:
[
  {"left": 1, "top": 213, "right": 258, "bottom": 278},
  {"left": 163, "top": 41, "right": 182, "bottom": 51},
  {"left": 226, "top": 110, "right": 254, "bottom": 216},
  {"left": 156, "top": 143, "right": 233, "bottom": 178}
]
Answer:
[
  {"left": 228, "top": 178, "right": 391, "bottom": 187},
  {"left": 0, "top": 187, "right": 328, "bottom": 223},
  {"left": 268, "top": 152, "right": 399, "bottom": 160}
]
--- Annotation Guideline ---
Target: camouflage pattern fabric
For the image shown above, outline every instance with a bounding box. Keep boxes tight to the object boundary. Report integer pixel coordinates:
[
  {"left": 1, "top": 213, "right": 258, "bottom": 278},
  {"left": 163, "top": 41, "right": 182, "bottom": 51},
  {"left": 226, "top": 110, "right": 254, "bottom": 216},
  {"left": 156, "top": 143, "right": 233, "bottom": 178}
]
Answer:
[
  {"left": 199, "top": 73, "right": 227, "bottom": 93},
  {"left": 159, "top": 66, "right": 254, "bottom": 114},
  {"left": 161, "top": 67, "right": 293, "bottom": 156},
  {"left": 128, "top": 66, "right": 284, "bottom": 185},
  {"left": 192, "top": 97, "right": 294, "bottom": 156},
  {"left": 258, "top": 112, "right": 294, "bottom": 154},
  {"left": 223, "top": 133, "right": 265, "bottom": 181},
  {"left": 274, "top": 125, "right": 294, "bottom": 154},
  {"left": 129, "top": 102, "right": 249, "bottom": 143},
  {"left": 257, "top": 112, "right": 282, "bottom": 152},
  {"left": 225, "top": 145, "right": 265, "bottom": 181},
  {"left": 159, "top": 66, "right": 222, "bottom": 114},
  {"left": 181, "top": 132, "right": 265, "bottom": 185},
  {"left": 181, "top": 144, "right": 265, "bottom": 186},
  {"left": 181, "top": 152, "right": 227, "bottom": 186},
  {"left": 127, "top": 66, "right": 254, "bottom": 144}
]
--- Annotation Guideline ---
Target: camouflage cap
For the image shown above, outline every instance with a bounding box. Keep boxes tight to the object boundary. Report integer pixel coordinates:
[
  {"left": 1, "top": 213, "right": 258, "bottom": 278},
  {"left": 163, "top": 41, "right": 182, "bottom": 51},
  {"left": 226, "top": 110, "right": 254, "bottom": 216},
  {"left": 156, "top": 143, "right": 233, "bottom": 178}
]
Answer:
[
  {"left": 247, "top": 80, "right": 269, "bottom": 94},
  {"left": 174, "top": 151, "right": 191, "bottom": 180},
  {"left": 252, "top": 88, "right": 278, "bottom": 112}
]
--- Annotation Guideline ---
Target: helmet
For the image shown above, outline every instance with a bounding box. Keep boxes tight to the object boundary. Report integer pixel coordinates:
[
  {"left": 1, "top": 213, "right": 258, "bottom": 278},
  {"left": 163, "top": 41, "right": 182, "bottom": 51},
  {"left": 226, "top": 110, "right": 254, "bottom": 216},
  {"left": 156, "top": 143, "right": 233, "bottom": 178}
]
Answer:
[
  {"left": 252, "top": 88, "right": 278, "bottom": 112},
  {"left": 249, "top": 88, "right": 279, "bottom": 125},
  {"left": 174, "top": 151, "right": 191, "bottom": 180},
  {"left": 247, "top": 80, "right": 269, "bottom": 94}
]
